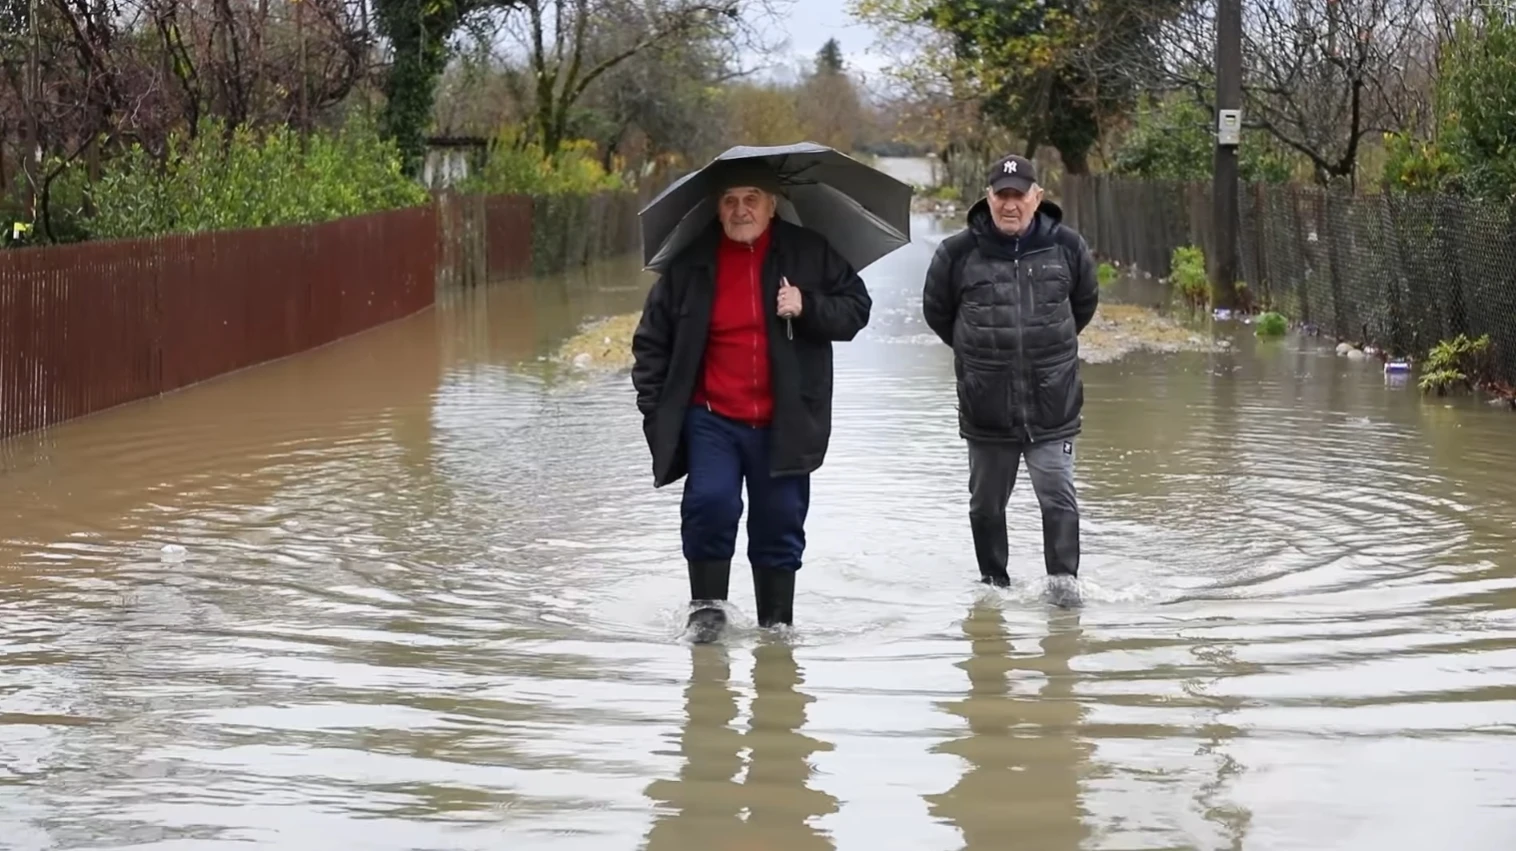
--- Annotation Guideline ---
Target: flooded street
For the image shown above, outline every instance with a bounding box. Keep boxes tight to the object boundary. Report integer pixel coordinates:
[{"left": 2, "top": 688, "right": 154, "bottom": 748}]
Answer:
[{"left": 3, "top": 212, "right": 1516, "bottom": 850}]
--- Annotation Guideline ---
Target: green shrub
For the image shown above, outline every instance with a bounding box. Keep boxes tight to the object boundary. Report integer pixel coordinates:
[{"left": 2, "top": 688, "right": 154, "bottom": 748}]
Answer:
[
  {"left": 460, "top": 128, "right": 624, "bottom": 197},
  {"left": 1382, "top": 17, "right": 1516, "bottom": 199},
  {"left": 1169, "top": 245, "right": 1209, "bottom": 311},
  {"left": 81, "top": 115, "right": 427, "bottom": 240},
  {"left": 1233, "top": 280, "right": 1254, "bottom": 313},
  {"left": 1255, "top": 311, "right": 1287, "bottom": 337},
  {"left": 929, "top": 184, "right": 960, "bottom": 202},
  {"left": 1418, "top": 333, "right": 1495, "bottom": 395},
  {"left": 1096, "top": 261, "right": 1118, "bottom": 288}
]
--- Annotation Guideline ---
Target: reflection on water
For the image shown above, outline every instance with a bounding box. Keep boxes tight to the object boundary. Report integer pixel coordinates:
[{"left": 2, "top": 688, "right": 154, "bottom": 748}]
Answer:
[
  {"left": 2, "top": 213, "right": 1516, "bottom": 849},
  {"left": 643, "top": 642, "right": 837, "bottom": 851},
  {"left": 924, "top": 603, "right": 1090, "bottom": 850}
]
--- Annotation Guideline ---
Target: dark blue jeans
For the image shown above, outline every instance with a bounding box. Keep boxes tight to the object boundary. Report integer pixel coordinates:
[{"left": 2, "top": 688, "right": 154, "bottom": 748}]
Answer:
[{"left": 681, "top": 406, "right": 810, "bottom": 571}]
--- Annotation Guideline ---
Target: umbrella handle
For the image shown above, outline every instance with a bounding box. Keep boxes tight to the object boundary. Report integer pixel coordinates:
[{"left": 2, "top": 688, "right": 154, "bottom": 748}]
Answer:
[{"left": 786, "top": 317, "right": 793, "bottom": 340}]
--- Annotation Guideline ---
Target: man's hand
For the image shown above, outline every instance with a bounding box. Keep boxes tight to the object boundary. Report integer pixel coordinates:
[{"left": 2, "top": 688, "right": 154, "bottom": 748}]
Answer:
[{"left": 778, "top": 276, "right": 803, "bottom": 318}]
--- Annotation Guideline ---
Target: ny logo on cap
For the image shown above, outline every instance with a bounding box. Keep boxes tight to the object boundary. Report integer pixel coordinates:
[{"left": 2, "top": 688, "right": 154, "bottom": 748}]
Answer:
[{"left": 1004, "top": 160, "right": 1018, "bottom": 174}]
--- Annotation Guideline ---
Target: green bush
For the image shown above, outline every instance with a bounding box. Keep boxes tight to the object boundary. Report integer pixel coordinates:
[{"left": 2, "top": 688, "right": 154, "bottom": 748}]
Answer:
[
  {"left": 1169, "top": 245, "right": 1209, "bottom": 311},
  {"left": 79, "top": 115, "right": 427, "bottom": 240},
  {"left": 1096, "top": 261, "right": 1118, "bottom": 288},
  {"left": 460, "top": 128, "right": 624, "bottom": 197},
  {"left": 1233, "top": 279, "right": 1254, "bottom": 313},
  {"left": 1255, "top": 311, "right": 1287, "bottom": 337},
  {"left": 1418, "top": 333, "right": 1494, "bottom": 395},
  {"left": 1384, "top": 17, "right": 1516, "bottom": 199}
]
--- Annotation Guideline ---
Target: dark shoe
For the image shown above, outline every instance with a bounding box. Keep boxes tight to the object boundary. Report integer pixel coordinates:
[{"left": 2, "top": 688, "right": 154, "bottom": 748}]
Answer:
[
  {"left": 686, "top": 605, "right": 728, "bottom": 644},
  {"left": 1045, "top": 574, "right": 1083, "bottom": 609},
  {"left": 752, "top": 566, "right": 796, "bottom": 628},
  {"left": 686, "top": 560, "right": 732, "bottom": 643},
  {"left": 979, "top": 572, "right": 1011, "bottom": 588}
]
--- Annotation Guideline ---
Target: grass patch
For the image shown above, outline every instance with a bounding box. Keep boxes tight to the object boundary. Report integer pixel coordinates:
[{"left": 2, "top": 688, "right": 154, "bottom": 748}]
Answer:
[
  {"left": 1081, "top": 303, "right": 1216, "bottom": 363},
  {"left": 555, "top": 313, "right": 641, "bottom": 372}
]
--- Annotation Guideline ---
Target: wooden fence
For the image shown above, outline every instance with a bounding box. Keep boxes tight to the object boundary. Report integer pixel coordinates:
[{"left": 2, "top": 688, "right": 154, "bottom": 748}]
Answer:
[
  {"left": 1061, "top": 174, "right": 1516, "bottom": 382},
  {"left": 0, "top": 188, "right": 647, "bottom": 441},
  {"left": 434, "top": 190, "right": 643, "bottom": 289}
]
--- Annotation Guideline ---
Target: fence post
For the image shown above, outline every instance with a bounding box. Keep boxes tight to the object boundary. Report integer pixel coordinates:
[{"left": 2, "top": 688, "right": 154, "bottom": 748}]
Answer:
[{"left": 1324, "top": 191, "right": 1348, "bottom": 339}]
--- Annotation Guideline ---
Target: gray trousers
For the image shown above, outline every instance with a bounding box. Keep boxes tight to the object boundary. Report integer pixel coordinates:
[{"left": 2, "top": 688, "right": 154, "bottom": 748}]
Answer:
[{"left": 967, "top": 438, "right": 1080, "bottom": 578}]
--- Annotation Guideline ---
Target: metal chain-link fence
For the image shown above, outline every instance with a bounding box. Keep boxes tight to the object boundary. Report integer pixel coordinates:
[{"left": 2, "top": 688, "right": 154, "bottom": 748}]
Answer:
[{"left": 1062, "top": 175, "right": 1516, "bottom": 383}]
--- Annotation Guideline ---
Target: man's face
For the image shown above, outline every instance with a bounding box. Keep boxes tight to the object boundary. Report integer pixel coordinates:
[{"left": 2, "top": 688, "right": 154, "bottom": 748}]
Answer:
[
  {"left": 718, "top": 186, "right": 776, "bottom": 243},
  {"left": 987, "top": 184, "right": 1043, "bottom": 236}
]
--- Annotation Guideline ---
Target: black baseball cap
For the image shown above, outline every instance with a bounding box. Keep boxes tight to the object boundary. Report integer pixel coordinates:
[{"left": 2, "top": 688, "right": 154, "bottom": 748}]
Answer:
[{"left": 987, "top": 154, "right": 1037, "bottom": 193}]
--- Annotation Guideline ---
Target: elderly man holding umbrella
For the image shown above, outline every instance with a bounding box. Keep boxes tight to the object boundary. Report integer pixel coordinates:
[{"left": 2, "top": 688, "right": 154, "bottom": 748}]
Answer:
[{"left": 631, "top": 144, "right": 910, "bottom": 642}]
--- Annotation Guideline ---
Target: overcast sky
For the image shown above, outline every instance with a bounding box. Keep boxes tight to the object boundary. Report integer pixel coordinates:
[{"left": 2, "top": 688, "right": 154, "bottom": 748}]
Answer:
[{"left": 756, "top": 0, "right": 892, "bottom": 83}]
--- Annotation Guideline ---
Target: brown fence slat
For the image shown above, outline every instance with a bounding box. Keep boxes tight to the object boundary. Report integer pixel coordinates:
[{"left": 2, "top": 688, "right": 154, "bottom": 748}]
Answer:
[{"left": 485, "top": 195, "right": 533, "bottom": 282}]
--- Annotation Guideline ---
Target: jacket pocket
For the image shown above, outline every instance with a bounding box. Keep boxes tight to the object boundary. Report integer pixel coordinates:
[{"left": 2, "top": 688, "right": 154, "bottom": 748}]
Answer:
[
  {"left": 955, "top": 354, "right": 1014, "bottom": 431},
  {"left": 796, "top": 338, "right": 833, "bottom": 403},
  {"left": 1031, "top": 352, "right": 1081, "bottom": 429}
]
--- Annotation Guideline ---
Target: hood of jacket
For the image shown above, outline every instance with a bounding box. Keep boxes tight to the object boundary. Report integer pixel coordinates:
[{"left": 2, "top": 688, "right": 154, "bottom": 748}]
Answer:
[{"left": 966, "top": 196, "right": 1064, "bottom": 259}]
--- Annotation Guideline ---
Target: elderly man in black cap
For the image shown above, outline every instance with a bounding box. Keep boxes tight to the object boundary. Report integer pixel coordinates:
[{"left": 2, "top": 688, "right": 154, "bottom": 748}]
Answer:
[
  {"left": 631, "top": 161, "right": 872, "bottom": 641},
  {"left": 921, "top": 153, "right": 1099, "bottom": 607}
]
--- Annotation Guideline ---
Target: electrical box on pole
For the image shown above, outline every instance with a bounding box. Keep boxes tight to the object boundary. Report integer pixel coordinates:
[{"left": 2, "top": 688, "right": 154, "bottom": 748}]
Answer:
[{"left": 1217, "top": 109, "right": 1242, "bottom": 147}]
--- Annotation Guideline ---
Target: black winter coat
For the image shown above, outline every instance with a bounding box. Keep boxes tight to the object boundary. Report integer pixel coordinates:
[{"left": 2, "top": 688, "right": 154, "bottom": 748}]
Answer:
[
  {"left": 630, "top": 219, "right": 872, "bottom": 488},
  {"left": 922, "top": 197, "right": 1099, "bottom": 444}
]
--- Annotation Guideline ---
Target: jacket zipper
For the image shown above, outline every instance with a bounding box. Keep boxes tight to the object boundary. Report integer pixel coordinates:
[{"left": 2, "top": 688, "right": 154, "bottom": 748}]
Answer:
[
  {"left": 1016, "top": 244, "right": 1055, "bottom": 443},
  {"left": 750, "top": 242, "right": 760, "bottom": 426}
]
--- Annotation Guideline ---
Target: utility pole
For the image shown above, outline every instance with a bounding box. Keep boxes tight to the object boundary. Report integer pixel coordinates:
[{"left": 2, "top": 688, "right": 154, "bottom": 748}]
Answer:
[
  {"left": 1212, "top": 0, "right": 1242, "bottom": 311},
  {"left": 25, "top": 0, "right": 40, "bottom": 226}
]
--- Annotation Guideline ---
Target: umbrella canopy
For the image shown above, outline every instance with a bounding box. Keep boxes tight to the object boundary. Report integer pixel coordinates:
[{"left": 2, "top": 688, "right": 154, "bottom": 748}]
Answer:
[{"left": 639, "top": 142, "right": 913, "bottom": 274}]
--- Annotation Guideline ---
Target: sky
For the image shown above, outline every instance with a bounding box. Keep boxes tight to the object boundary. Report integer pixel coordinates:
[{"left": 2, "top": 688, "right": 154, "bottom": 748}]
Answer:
[{"left": 757, "top": 0, "right": 892, "bottom": 84}]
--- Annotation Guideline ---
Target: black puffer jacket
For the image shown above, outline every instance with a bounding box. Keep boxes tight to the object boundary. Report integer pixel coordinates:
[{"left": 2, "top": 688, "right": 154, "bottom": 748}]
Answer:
[{"left": 922, "top": 197, "right": 1099, "bottom": 444}]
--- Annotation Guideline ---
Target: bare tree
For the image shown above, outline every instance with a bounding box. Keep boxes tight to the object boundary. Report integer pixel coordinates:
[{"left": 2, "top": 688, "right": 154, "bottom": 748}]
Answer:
[
  {"left": 1131, "top": 0, "right": 1438, "bottom": 186},
  {"left": 496, "top": 0, "right": 784, "bottom": 156}
]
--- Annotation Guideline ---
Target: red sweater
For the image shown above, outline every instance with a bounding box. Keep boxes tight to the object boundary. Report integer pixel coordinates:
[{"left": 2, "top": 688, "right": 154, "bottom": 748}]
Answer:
[{"left": 692, "top": 225, "right": 774, "bottom": 425}]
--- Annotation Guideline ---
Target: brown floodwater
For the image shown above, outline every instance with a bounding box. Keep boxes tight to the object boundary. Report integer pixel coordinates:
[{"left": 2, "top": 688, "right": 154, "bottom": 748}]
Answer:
[{"left": 2, "top": 214, "right": 1515, "bottom": 850}]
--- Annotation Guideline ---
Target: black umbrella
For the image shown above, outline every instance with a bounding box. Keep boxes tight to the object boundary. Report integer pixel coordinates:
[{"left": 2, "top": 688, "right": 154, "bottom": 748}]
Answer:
[{"left": 639, "top": 142, "right": 913, "bottom": 275}]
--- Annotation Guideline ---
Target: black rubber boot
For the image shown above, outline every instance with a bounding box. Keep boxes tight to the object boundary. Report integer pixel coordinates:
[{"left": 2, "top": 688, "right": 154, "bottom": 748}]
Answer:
[
  {"left": 752, "top": 566, "right": 796, "bottom": 628},
  {"left": 1041, "top": 510, "right": 1080, "bottom": 578},
  {"left": 1041, "top": 513, "right": 1082, "bottom": 608},
  {"left": 686, "top": 560, "right": 731, "bottom": 643},
  {"left": 971, "top": 514, "right": 1011, "bottom": 587}
]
